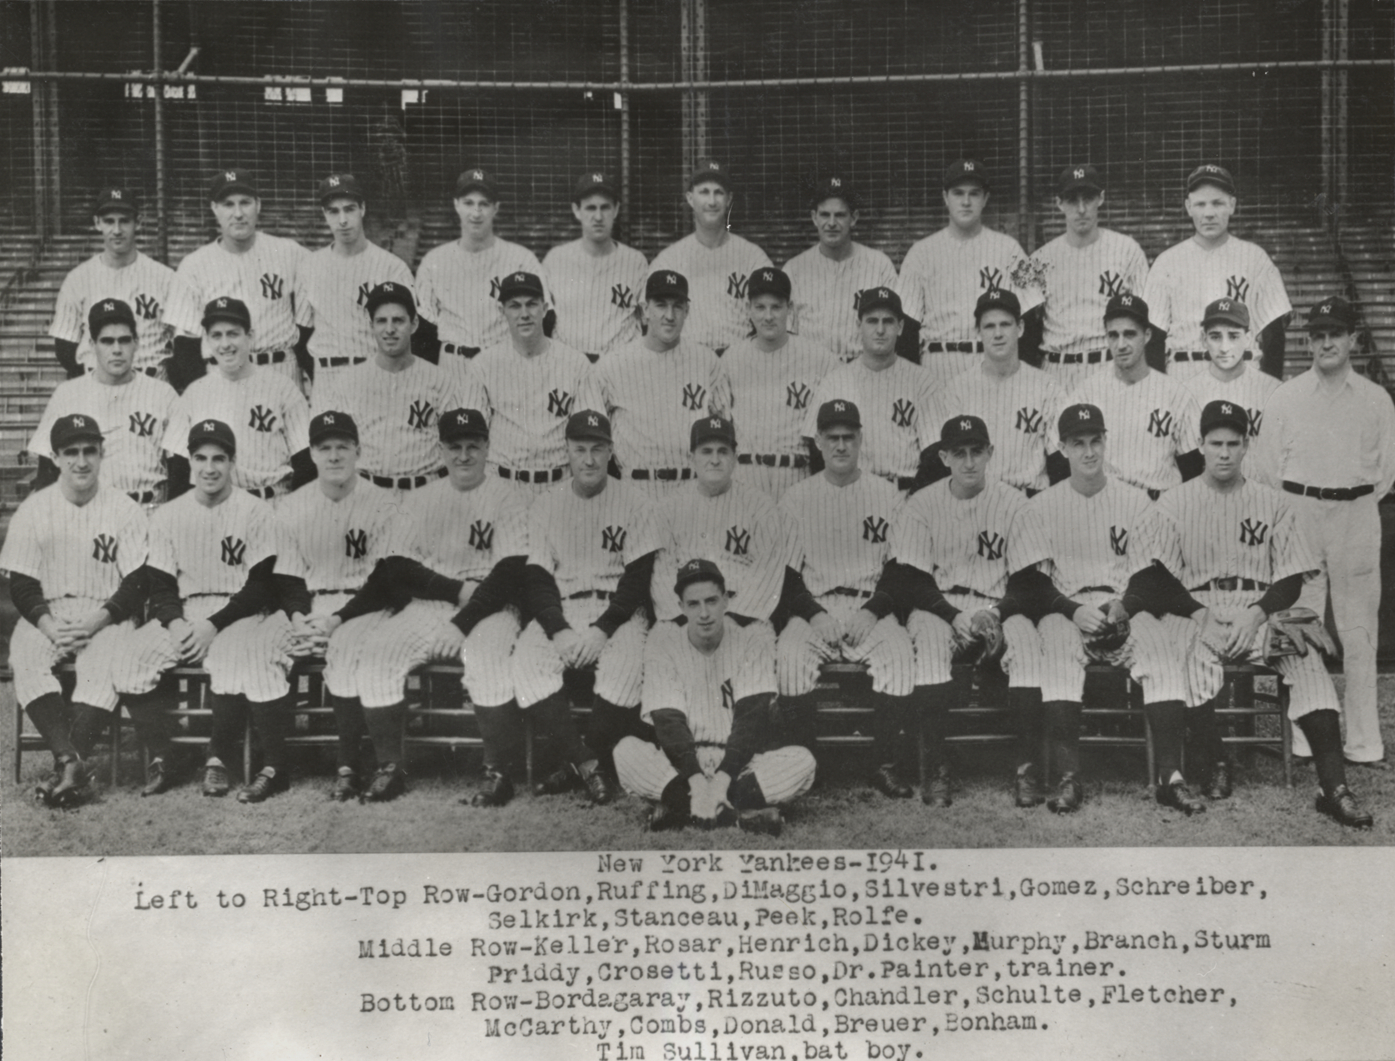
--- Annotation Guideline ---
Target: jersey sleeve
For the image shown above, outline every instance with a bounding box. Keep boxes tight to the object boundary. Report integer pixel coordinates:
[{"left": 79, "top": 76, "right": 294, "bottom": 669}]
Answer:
[
  {"left": 493, "top": 488, "right": 530, "bottom": 559},
  {"left": 572, "top": 362, "right": 605, "bottom": 420},
  {"left": 147, "top": 507, "right": 179, "bottom": 578},
  {"left": 640, "top": 623, "right": 686, "bottom": 723},
  {"left": 1123, "top": 240, "right": 1150, "bottom": 297},
  {"left": 1248, "top": 251, "right": 1292, "bottom": 332},
  {"left": 732, "top": 622, "right": 777, "bottom": 701},
  {"left": 1174, "top": 385, "right": 1202, "bottom": 454},
  {"left": 707, "top": 355, "right": 732, "bottom": 418},
  {"left": 525, "top": 498, "right": 559, "bottom": 573},
  {"left": 1127, "top": 501, "right": 1183, "bottom": 580},
  {"left": 1140, "top": 257, "right": 1175, "bottom": 337},
  {"left": 27, "top": 389, "right": 64, "bottom": 460},
  {"left": 49, "top": 270, "right": 86, "bottom": 343},
  {"left": 893, "top": 243, "right": 927, "bottom": 324},
  {"left": 890, "top": 497, "right": 935, "bottom": 575},
  {"left": 282, "top": 383, "right": 312, "bottom": 453},
  {"left": 0, "top": 500, "right": 43, "bottom": 579},
  {"left": 413, "top": 254, "right": 442, "bottom": 325},
  {"left": 273, "top": 510, "right": 310, "bottom": 581},
  {"left": 734, "top": 504, "right": 790, "bottom": 621},
  {"left": 163, "top": 393, "right": 193, "bottom": 457},
  {"left": 293, "top": 268, "right": 316, "bottom": 330},
  {"left": 1040, "top": 376, "right": 1066, "bottom": 456},
  {"left": 245, "top": 500, "right": 280, "bottom": 570},
  {"left": 165, "top": 265, "right": 205, "bottom": 337},
  {"left": 1007, "top": 499, "right": 1052, "bottom": 574},
  {"left": 116, "top": 501, "right": 150, "bottom": 576}
]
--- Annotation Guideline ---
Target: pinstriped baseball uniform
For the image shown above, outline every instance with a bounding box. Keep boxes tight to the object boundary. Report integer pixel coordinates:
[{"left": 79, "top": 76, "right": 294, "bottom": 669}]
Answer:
[
  {"left": 1018, "top": 478, "right": 1189, "bottom": 705},
  {"left": 166, "top": 233, "right": 308, "bottom": 380},
  {"left": 542, "top": 239, "right": 647, "bottom": 358},
  {"left": 1068, "top": 369, "right": 1202, "bottom": 495},
  {"left": 777, "top": 472, "right": 914, "bottom": 697},
  {"left": 294, "top": 243, "right": 415, "bottom": 378},
  {"left": 27, "top": 374, "right": 176, "bottom": 497},
  {"left": 1028, "top": 228, "right": 1150, "bottom": 393},
  {"left": 648, "top": 234, "right": 772, "bottom": 352},
  {"left": 935, "top": 363, "right": 1065, "bottom": 493},
  {"left": 512, "top": 477, "right": 651, "bottom": 709},
  {"left": 804, "top": 357, "right": 939, "bottom": 485},
  {"left": 1, "top": 484, "right": 148, "bottom": 712},
  {"left": 415, "top": 237, "right": 550, "bottom": 355},
  {"left": 113, "top": 488, "right": 292, "bottom": 703},
  {"left": 722, "top": 334, "right": 839, "bottom": 500},
  {"left": 615, "top": 617, "right": 816, "bottom": 804},
  {"left": 166, "top": 368, "right": 311, "bottom": 495},
  {"left": 1182, "top": 368, "right": 1279, "bottom": 440},
  {"left": 893, "top": 478, "right": 1045, "bottom": 688},
  {"left": 783, "top": 242, "right": 898, "bottom": 363},
  {"left": 1130, "top": 476, "right": 1336, "bottom": 719},
  {"left": 50, "top": 252, "right": 175, "bottom": 374},
  {"left": 1142, "top": 236, "right": 1291, "bottom": 381}
]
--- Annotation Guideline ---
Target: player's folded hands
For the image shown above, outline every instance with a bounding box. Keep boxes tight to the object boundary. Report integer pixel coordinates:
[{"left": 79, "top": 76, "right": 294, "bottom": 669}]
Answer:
[{"left": 843, "top": 608, "right": 877, "bottom": 648}]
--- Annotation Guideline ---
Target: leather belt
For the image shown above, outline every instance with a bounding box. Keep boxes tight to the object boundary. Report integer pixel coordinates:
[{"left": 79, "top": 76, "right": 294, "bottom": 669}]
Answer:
[
  {"left": 828, "top": 587, "right": 874, "bottom": 599},
  {"left": 568, "top": 589, "right": 613, "bottom": 601},
  {"left": 1078, "top": 585, "right": 1116, "bottom": 596},
  {"left": 945, "top": 585, "right": 988, "bottom": 598},
  {"left": 1283, "top": 481, "right": 1375, "bottom": 502},
  {"left": 1170, "top": 349, "right": 1253, "bottom": 363},
  {"left": 1194, "top": 577, "right": 1270, "bottom": 592},
  {"left": 359, "top": 468, "right": 448, "bottom": 490},
  {"left": 628, "top": 467, "right": 693, "bottom": 482},
  {"left": 498, "top": 466, "right": 566, "bottom": 484},
  {"left": 737, "top": 453, "right": 809, "bottom": 469},
  {"left": 1044, "top": 348, "right": 1110, "bottom": 365},
  {"left": 441, "top": 343, "right": 481, "bottom": 358},
  {"left": 317, "top": 356, "right": 366, "bottom": 368},
  {"left": 253, "top": 350, "right": 288, "bottom": 366},
  {"left": 881, "top": 472, "right": 919, "bottom": 492},
  {"left": 925, "top": 341, "right": 982, "bottom": 353}
]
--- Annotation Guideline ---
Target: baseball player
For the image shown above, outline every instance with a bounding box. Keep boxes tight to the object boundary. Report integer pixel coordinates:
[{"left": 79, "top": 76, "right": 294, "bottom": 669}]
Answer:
[
  {"left": 933, "top": 289, "right": 1066, "bottom": 494},
  {"left": 890, "top": 415, "right": 1046, "bottom": 806},
  {"left": 588, "top": 270, "right": 730, "bottom": 500},
  {"left": 1143, "top": 163, "right": 1292, "bottom": 381},
  {"left": 415, "top": 167, "right": 551, "bottom": 364},
  {"left": 28, "top": 299, "right": 176, "bottom": 506},
  {"left": 1067, "top": 294, "right": 1202, "bottom": 498},
  {"left": 783, "top": 176, "right": 898, "bottom": 363},
  {"left": 1125, "top": 400, "right": 1373, "bottom": 827},
  {"left": 648, "top": 160, "right": 772, "bottom": 355},
  {"left": 804, "top": 287, "right": 939, "bottom": 493},
  {"left": 1018, "top": 403, "right": 1191, "bottom": 813},
  {"left": 50, "top": 185, "right": 174, "bottom": 380},
  {"left": 110, "top": 419, "right": 295, "bottom": 803},
  {"left": 450, "top": 270, "right": 595, "bottom": 494},
  {"left": 165, "top": 168, "right": 308, "bottom": 391},
  {"left": 1182, "top": 298, "right": 1280, "bottom": 441},
  {"left": 293, "top": 173, "right": 415, "bottom": 383},
  {"left": 515, "top": 410, "right": 651, "bottom": 799},
  {"left": 777, "top": 399, "right": 917, "bottom": 795},
  {"left": 312, "top": 282, "right": 464, "bottom": 496},
  {"left": 542, "top": 170, "right": 647, "bottom": 361},
  {"left": 1251, "top": 296, "right": 1395, "bottom": 769},
  {"left": 614, "top": 559, "right": 817, "bottom": 835},
  {"left": 895, "top": 160, "right": 1042, "bottom": 382},
  {"left": 1, "top": 414, "right": 148, "bottom": 807},
  {"left": 722, "top": 266, "right": 839, "bottom": 500},
  {"left": 1026, "top": 165, "right": 1150, "bottom": 393},
  {"left": 165, "top": 297, "right": 312, "bottom": 503}
]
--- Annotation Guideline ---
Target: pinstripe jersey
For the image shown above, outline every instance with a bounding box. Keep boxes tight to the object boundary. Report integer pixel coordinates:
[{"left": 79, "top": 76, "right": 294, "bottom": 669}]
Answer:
[
  {"left": 275, "top": 480, "right": 405, "bottom": 598},
  {"left": 721, "top": 335, "right": 839, "bottom": 459},
  {"left": 541, "top": 239, "right": 647, "bottom": 357},
  {"left": 294, "top": 242, "right": 415, "bottom": 374},
  {"left": 1182, "top": 368, "right": 1279, "bottom": 441},
  {"left": 27, "top": 374, "right": 176, "bottom": 495},
  {"left": 415, "top": 237, "right": 550, "bottom": 351},
  {"left": 935, "top": 362, "right": 1065, "bottom": 492},
  {"left": 527, "top": 478, "right": 649, "bottom": 599},
  {"left": 779, "top": 472, "right": 902, "bottom": 596},
  {"left": 639, "top": 617, "right": 776, "bottom": 745},
  {"left": 166, "top": 233, "right": 308, "bottom": 360},
  {"left": 50, "top": 252, "right": 175, "bottom": 373},
  {"left": 783, "top": 242, "right": 898, "bottom": 363},
  {"left": 166, "top": 368, "right": 310, "bottom": 491},
  {"left": 1017, "top": 478, "right": 1152, "bottom": 598},
  {"left": 312, "top": 357, "right": 462, "bottom": 480},
  {"left": 1068, "top": 369, "right": 1202, "bottom": 494},
  {"left": 402, "top": 474, "right": 529, "bottom": 580},
  {"left": 149, "top": 488, "right": 277, "bottom": 600},
  {"left": 1029, "top": 229, "right": 1149, "bottom": 356},
  {"left": 0, "top": 484, "right": 148, "bottom": 601},
  {"left": 804, "top": 357, "right": 939, "bottom": 481},
  {"left": 589, "top": 338, "right": 730, "bottom": 473},
  {"left": 648, "top": 233, "right": 773, "bottom": 351},
  {"left": 895, "top": 227, "right": 1043, "bottom": 344}
]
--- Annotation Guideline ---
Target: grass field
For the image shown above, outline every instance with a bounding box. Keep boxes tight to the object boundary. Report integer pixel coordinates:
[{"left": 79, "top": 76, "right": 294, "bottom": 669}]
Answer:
[{"left": 2, "top": 678, "right": 1393, "bottom": 857}]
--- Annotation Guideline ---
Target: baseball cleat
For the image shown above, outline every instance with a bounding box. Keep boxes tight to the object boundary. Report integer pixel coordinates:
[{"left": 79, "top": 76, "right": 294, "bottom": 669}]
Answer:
[
  {"left": 1014, "top": 763, "right": 1046, "bottom": 808},
  {"left": 1156, "top": 779, "right": 1206, "bottom": 816},
  {"left": 1204, "top": 760, "right": 1233, "bottom": 800},
  {"left": 330, "top": 767, "right": 361, "bottom": 802},
  {"left": 647, "top": 801, "right": 688, "bottom": 832},
  {"left": 922, "top": 762, "right": 953, "bottom": 808},
  {"left": 237, "top": 768, "right": 288, "bottom": 804},
  {"left": 737, "top": 806, "right": 783, "bottom": 837},
  {"left": 363, "top": 764, "right": 407, "bottom": 803},
  {"left": 1046, "top": 774, "right": 1083, "bottom": 814},
  {"left": 532, "top": 766, "right": 579, "bottom": 797},
  {"left": 467, "top": 769, "right": 514, "bottom": 808},
  {"left": 871, "top": 763, "right": 914, "bottom": 799},
  {"left": 1315, "top": 784, "right": 1373, "bottom": 829},
  {"left": 141, "top": 757, "right": 177, "bottom": 797},
  {"left": 577, "top": 762, "right": 616, "bottom": 806},
  {"left": 201, "top": 761, "right": 231, "bottom": 798},
  {"left": 48, "top": 757, "right": 91, "bottom": 808}
]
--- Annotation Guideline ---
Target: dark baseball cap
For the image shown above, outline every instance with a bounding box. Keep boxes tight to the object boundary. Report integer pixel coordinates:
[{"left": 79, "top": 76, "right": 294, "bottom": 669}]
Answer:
[
  {"left": 816, "top": 399, "right": 861, "bottom": 432},
  {"left": 497, "top": 271, "right": 545, "bottom": 302},
  {"left": 209, "top": 168, "right": 258, "bottom": 201},
  {"left": 88, "top": 298, "right": 137, "bottom": 338},
  {"left": 646, "top": 270, "right": 689, "bottom": 302},
  {"left": 746, "top": 267, "right": 791, "bottom": 302},
  {"left": 573, "top": 170, "right": 621, "bottom": 202},
  {"left": 1057, "top": 163, "right": 1103, "bottom": 198},
  {"left": 1306, "top": 296, "right": 1359, "bottom": 332},
  {"left": 364, "top": 281, "right": 417, "bottom": 319},
  {"left": 690, "top": 415, "right": 736, "bottom": 451},
  {"left": 1186, "top": 163, "right": 1236, "bottom": 195},
  {"left": 975, "top": 288, "right": 1021, "bottom": 323},
  {"left": 1202, "top": 297, "right": 1251, "bottom": 331},
  {"left": 940, "top": 414, "right": 991, "bottom": 449},
  {"left": 202, "top": 296, "right": 252, "bottom": 331},
  {"left": 438, "top": 407, "right": 489, "bottom": 442},
  {"left": 188, "top": 418, "right": 236, "bottom": 458},
  {"left": 688, "top": 160, "right": 731, "bottom": 191},
  {"left": 93, "top": 185, "right": 138, "bottom": 216},
  {"left": 857, "top": 286, "right": 902, "bottom": 319},
  {"left": 943, "top": 159, "right": 989, "bottom": 191},
  {"left": 565, "top": 409, "right": 613, "bottom": 444},
  {"left": 674, "top": 557, "right": 726, "bottom": 596},
  {"left": 1058, "top": 403, "right": 1107, "bottom": 440},
  {"left": 309, "top": 410, "right": 359, "bottom": 445},
  {"left": 50, "top": 413, "right": 104, "bottom": 452},
  {"left": 1200, "top": 399, "right": 1249, "bottom": 437},
  {"left": 455, "top": 167, "right": 499, "bottom": 201},
  {"left": 810, "top": 175, "right": 858, "bottom": 211},
  {"left": 1104, "top": 292, "right": 1151, "bottom": 329},
  {"left": 318, "top": 172, "right": 365, "bottom": 204}
]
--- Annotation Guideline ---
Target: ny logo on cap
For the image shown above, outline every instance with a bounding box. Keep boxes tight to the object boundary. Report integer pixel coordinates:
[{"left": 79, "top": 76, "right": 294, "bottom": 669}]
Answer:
[
  {"left": 202, "top": 421, "right": 215, "bottom": 432},
  {"left": 73, "top": 415, "right": 87, "bottom": 427},
  {"left": 666, "top": 273, "right": 678, "bottom": 285},
  {"left": 683, "top": 560, "right": 701, "bottom": 574},
  {"left": 382, "top": 283, "right": 395, "bottom": 292},
  {"left": 835, "top": 401, "right": 846, "bottom": 411},
  {"left": 111, "top": 190, "right": 123, "bottom": 200},
  {"left": 328, "top": 176, "right": 340, "bottom": 186},
  {"left": 1319, "top": 301, "right": 1334, "bottom": 314},
  {"left": 1120, "top": 295, "right": 1134, "bottom": 306},
  {"left": 323, "top": 413, "right": 335, "bottom": 424},
  {"left": 1222, "top": 403, "right": 1234, "bottom": 414},
  {"left": 963, "top": 162, "right": 975, "bottom": 171},
  {"left": 878, "top": 288, "right": 890, "bottom": 298},
  {"left": 761, "top": 270, "right": 772, "bottom": 281},
  {"left": 960, "top": 419, "right": 972, "bottom": 431},
  {"left": 470, "top": 169, "right": 483, "bottom": 179},
  {"left": 591, "top": 173, "right": 603, "bottom": 182},
  {"left": 217, "top": 298, "right": 228, "bottom": 308},
  {"left": 709, "top": 419, "right": 722, "bottom": 429},
  {"left": 587, "top": 414, "right": 599, "bottom": 426},
  {"left": 225, "top": 171, "right": 238, "bottom": 181},
  {"left": 1073, "top": 168, "right": 1085, "bottom": 179},
  {"left": 1218, "top": 300, "right": 1231, "bottom": 310},
  {"left": 103, "top": 301, "right": 115, "bottom": 311},
  {"left": 830, "top": 177, "right": 842, "bottom": 187},
  {"left": 707, "top": 161, "right": 721, "bottom": 170},
  {"left": 1202, "top": 165, "right": 1220, "bottom": 173},
  {"left": 514, "top": 273, "right": 525, "bottom": 282},
  {"left": 1078, "top": 409, "right": 1090, "bottom": 420}
]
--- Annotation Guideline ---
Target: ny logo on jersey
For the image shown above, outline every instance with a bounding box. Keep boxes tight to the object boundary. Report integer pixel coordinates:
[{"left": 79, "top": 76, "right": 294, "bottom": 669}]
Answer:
[
  {"left": 469, "top": 520, "right": 495, "bottom": 551},
  {"left": 407, "top": 399, "right": 435, "bottom": 430},
  {"left": 92, "top": 534, "right": 118, "bottom": 564},
  {"left": 489, "top": 276, "right": 503, "bottom": 300},
  {"left": 133, "top": 293, "right": 160, "bottom": 321},
  {"left": 1098, "top": 270, "right": 1125, "bottom": 297},
  {"left": 248, "top": 405, "right": 277, "bottom": 433},
  {"left": 260, "top": 273, "right": 285, "bottom": 301},
  {"left": 356, "top": 282, "right": 372, "bottom": 307},
  {"left": 726, "top": 272, "right": 748, "bottom": 300},
  {"left": 1225, "top": 275, "right": 1251, "bottom": 302},
  {"left": 681, "top": 383, "right": 707, "bottom": 412},
  {"left": 1147, "top": 408, "right": 1173, "bottom": 439},
  {"left": 547, "top": 388, "right": 574, "bottom": 419},
  {"left": 1014, "top": 406, "right": 1043, "bottom": 434},
  {"left": 602, "top": 525, "right": 627, "bottom": 553},
  {"left": 891, "top": 398, "right": 916, "bottom": 429},
  {"left": 978, "top": 266, "right": 1004, "bottom": 292},
  {"left": 977, "top": 530, "right": 1005, "bottom": 561},
  {"left": 611, "top": 283, "right": 634, "bottom": 310},
  {"left": 128, "top": 410, "right": 157, "bottom": 437},
  {"left": 344, "top": 529, "right": 368, "bottom": 560},
  {"left": 725, "top": 526, "right": 751, "bottom": 557},
  {"left": 1239, "top": 518, "right": 1268, "bottom": 547},
  {"left": 1247, "top": 407, "right": 1263, "bottom": 437},
  {"left": 862, "top": 515, "right": 889, "bottom": 544},
  {"left": 720, "top": 678, "right": 735, "bottom": 712},
  {"left": 851, "top": 289, "right": 864, "bottom": 313},
  {"left": 785, "top": 381, "right": 812, "bottom": 411},
  {"left": 1109, "top": 525, "right": 1128, "bottom": 556},
  {"left": 220, "top": 536, "right": 246, "bottom": 567}
]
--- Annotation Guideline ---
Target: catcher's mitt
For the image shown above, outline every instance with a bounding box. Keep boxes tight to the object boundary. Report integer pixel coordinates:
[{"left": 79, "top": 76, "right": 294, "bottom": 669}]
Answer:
[
  {"left": 1264, "top": 607, "right": 1337, "bottom": 660},
  {"left": 1091, "top": 599, "right": 1131, "bottom": 652},
  {"left": 967, "top": 609, "right": 1006, "bottom": 665}
]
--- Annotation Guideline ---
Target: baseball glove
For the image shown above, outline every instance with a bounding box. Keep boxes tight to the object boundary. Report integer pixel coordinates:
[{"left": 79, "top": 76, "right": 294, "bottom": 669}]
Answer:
[
  {"left": 1091, "top": 599, "right": 1131, "bottom": 652},
  {"left": 967, "top": 610, "right": 1006, "bottom": 665},
  {"left": 1264, "top": 607, "right": 1337, "bottom": 660}
]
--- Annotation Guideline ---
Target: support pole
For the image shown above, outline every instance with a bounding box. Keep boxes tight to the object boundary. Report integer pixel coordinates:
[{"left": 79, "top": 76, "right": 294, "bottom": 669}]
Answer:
[
  {"left": 153, "top": 0, "right": 168, "bottom": 264},
  {"left": 44, "top": 0, "right": 60, "bottom": 235},
  {"left": 618, "top": 0, "right": 631, "bottom": 237},
  {"left": 1321, "top": 0, "right": 1333, "bottom": 228},
  {"left": 1017, "top": 0, "right": 1031, "bottom": 249},
  {"left": 1336, "top": 0, "right": 1349, "bottom": 214},
  {"left": 29, "top": 0, "right": 48, "bottom": 240}
]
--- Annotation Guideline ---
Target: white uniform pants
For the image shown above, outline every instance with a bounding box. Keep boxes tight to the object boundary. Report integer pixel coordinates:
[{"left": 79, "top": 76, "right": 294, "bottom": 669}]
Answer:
[
  {"left": 10, "top": 598, "right": 131, "bottom": 713},
  {"left": 778, "top": 594, "right": 915, "bottom": 697},
  {"left": 613, "top": 738, "right": 816, "bottom": 806},
  {"left": 1037, "top": 610, "right": 1189, "bottom": 705},
  {"left": 511, "top": 596, "right": 649, "bottom": 709}
]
